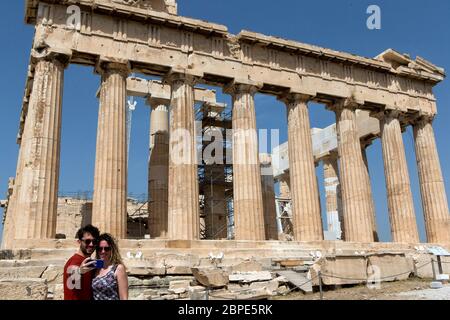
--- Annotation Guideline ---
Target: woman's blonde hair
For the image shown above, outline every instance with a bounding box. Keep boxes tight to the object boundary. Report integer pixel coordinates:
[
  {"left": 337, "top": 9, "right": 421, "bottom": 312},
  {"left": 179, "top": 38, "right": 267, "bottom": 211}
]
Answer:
[{"left": 96, "top": 233, "right": 124, "bottom": 267}]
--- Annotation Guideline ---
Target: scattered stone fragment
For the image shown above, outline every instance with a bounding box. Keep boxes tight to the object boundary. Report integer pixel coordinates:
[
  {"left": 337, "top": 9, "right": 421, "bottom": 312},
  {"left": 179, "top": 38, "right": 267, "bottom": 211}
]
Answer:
[
  {"left": 229, "top": 271, "right": 272, "bottom": 283},
  {"left": 192, "top": 268, "right": 229, "bottom": 288}
]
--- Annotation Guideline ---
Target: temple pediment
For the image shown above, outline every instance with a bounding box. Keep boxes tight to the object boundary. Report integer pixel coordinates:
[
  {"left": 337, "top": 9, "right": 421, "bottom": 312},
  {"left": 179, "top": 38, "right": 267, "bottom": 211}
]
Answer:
[{"left": 375, "top": 48, "right": 445, "bottom": 78}]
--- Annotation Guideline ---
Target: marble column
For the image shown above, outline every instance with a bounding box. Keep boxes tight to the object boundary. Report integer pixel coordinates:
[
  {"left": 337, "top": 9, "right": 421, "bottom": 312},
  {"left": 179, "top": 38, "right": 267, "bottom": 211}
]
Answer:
[
  {"left": 260, "top": 154, "right": 278, "bottom": 240},
  {"left": 379, "top": 111, "right": 420, "bottom": 243},
  {"left": 360, "top": 142, "right": 379, "bottom": 241},
  {"left": 282, "top": 94, "right": 323, "bottom": 241},
  {"left": 279, "top": 175, "right": 291, "bottom": 199},
  {"left": 11, "top": 53, "right": 68, "bottom": 241},
  {"left": 228, "top": 84, "right": 265, "bottom": 240},
  {"left": 323, "top": 153, "right": 344, "bottom": 240},
  {"left": 413, "top": 116, "right": 450, "bottom": 243},
  {"left": 331, "top": 100, "right": 374, "bottom": 242},
  {"left": 147, "top": 98, "right": 169, "bottom": 238},
  {"left": 166, "top": 73, "right": 200, "bottom": 240},
  {"left": 2, "top": 150, "right": 23, "bottom": 248},
  {"left": 92, "top": 61, "right": 129, "bottom": 238}
]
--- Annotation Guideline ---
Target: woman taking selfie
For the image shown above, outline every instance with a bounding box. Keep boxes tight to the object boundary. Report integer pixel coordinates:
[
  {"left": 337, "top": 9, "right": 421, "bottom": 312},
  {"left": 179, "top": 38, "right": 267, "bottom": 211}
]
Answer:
[{"left": 92, "top": 233, "right": 129, "bottom": 300}]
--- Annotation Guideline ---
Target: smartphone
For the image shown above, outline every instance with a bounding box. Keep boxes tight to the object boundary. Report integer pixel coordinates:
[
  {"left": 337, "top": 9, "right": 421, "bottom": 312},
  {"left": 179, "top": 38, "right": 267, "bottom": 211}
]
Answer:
[{"left": 95, "top": 260, "right": 104, "bottom": 269}]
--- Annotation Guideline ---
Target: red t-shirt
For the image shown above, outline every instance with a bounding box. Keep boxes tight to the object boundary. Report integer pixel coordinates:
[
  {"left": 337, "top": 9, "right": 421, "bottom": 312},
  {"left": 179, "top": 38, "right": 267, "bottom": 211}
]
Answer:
[{"left": 63, "top": 254, "right": 94, "bottom": 300}]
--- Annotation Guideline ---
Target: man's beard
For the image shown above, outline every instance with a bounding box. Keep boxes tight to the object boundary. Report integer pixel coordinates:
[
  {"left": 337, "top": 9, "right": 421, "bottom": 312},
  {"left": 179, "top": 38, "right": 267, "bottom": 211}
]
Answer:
[{"left": 81, "top": 246, "right": 94, "bottom": 256}]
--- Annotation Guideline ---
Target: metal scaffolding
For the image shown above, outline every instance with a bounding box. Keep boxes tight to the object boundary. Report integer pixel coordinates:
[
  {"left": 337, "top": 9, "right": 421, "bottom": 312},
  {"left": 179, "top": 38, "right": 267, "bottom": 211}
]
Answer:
[
  {"left": 196, "top": 101, "right": 234, "bottom": 240},
  {"left": 275, "top": 197, "right": 294, "bottom": 240}
]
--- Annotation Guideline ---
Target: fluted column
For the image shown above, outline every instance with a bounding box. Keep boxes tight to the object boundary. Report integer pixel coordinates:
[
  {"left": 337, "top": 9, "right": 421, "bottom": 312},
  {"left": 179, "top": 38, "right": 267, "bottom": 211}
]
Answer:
[
  {"left": 282, "top": 94, "right": 323, "bottom": 241},
  {"left": 166, "top": 73, "right": 200, "bottom": 240},
  {"left": 361, "top": 142, "right": 379, "bottom": 241},
  {"left": 331, "top": 100, "right": 374, "bottom": 242},
  {"left": 379, "top": 111, "right": 420, "bottom": 243},
  {"left": 147, "top": 98, "right": 169, "bottom": 238},
  {"left": 10, "top": 53, "right": 68, "bottom": 241},
  {"left": 413, "top": 116, "right": 450, "bottom": 243},
  {"left": 228, "top": 84, "right": 265, "bottom": 240},
  {"left": 2, "top": 150, "right": 23, "bottom": 248},
  {"left": 279, "top": 175, "right": 291, "bottom": 199},
  {"left": 323, "top": 153, "right": 344, "bottom": 240},
  {"left": 260, "top": 154, "right": 278, "bottom": 240},
  {"left": 92, "top": 61, "right": 129, "bottom": 238}
]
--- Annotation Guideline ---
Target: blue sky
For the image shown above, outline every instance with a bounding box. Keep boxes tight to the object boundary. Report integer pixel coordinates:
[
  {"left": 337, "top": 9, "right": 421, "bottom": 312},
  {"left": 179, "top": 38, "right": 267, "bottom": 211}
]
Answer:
[{"left": 1, "top": 0, "right": 449, "bottom": 242}]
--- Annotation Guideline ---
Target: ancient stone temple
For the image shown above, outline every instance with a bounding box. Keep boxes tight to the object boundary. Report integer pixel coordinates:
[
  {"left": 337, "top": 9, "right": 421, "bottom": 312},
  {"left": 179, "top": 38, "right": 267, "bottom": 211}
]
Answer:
[
  {"left": 1, "top": 0, "right": 450, "bottom": 300},
  {"left": 3, "top": 0, "right": 450, "bottom": 247}
]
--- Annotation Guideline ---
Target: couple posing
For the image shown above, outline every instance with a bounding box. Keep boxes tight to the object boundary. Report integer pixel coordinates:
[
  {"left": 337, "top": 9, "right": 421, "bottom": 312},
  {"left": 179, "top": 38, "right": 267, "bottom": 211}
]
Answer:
[{"left": 63, "top": 225, "right": 128, "bottom": 300}]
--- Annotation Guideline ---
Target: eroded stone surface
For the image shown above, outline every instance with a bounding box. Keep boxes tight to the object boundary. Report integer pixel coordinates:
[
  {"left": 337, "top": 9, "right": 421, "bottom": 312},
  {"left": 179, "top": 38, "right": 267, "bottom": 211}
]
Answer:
[
  {"left": 0, "top": 278, "right": 47, "bottom": 300},
  {"left": 192, "top": 267, "right": 229, "bottom": 288}
]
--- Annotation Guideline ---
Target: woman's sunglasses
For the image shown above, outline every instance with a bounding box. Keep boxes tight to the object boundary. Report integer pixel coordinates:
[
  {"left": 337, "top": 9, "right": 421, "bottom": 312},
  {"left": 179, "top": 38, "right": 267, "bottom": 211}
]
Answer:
[{"left": 97, "top": 246, "right": 112, "bottom": 252}]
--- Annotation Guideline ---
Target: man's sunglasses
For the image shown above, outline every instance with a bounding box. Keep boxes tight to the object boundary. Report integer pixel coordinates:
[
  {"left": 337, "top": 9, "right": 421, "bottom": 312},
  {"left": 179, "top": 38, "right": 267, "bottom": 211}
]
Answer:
[{"left": 81, "top": 239, "right": 98, "bottom": 246}]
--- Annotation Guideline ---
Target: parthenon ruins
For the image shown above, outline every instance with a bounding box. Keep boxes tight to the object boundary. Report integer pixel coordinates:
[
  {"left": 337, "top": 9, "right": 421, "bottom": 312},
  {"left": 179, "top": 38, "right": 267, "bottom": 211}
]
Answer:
[{"left": 1, "top": 0, "right": 450, "bottom": 300}]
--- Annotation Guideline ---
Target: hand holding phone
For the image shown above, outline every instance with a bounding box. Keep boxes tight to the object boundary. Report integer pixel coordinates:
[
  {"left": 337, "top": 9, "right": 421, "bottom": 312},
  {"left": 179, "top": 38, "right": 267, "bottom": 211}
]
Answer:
[{"left": 80, "top": 258, "right": 96, "bottom": 274}]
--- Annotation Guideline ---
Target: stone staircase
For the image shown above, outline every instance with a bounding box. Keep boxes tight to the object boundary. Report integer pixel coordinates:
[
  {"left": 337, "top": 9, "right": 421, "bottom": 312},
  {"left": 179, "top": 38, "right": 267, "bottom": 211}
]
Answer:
[
  {"left": 3, "top": 240, "right": 441, "bottom": 300},
  {"left": 0, "top": 246, "right": 318, "bottom": 300},
  {"left": 0, "top": 257, "right": 66, "bottom": 300}
]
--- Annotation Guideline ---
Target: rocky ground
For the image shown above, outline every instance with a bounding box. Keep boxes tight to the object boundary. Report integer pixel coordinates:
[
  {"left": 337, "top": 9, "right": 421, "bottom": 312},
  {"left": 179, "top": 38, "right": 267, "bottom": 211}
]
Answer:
[{"left": 273, "top": 279, "right": 450, "bottom": 300}]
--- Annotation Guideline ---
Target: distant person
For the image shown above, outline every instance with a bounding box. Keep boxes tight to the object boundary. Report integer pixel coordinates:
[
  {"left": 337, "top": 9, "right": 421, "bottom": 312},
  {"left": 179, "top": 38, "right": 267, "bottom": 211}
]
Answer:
[
  {"left": 92, "top": 233, "right": 128, "bottom": 300},
  {"left": 63, "top": 224, "right": 100, "bottom": 300}
]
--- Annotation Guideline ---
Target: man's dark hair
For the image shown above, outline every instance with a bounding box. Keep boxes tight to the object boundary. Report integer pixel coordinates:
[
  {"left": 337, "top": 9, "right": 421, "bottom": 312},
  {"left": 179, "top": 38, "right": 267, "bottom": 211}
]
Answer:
[{"left": 76, "top": 224, "right": 100, "bottom": 240}]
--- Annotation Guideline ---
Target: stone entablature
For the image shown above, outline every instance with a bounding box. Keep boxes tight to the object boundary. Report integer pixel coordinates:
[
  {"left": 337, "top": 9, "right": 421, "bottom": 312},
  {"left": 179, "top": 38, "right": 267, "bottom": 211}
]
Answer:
[
  {"left": 17, "top": 0, "right": 444, "bottom": 144},
  {"left": 126, "top": 77, "right": 217, "bottom": 103},
  {"left": 25, "top": 0, "right": 177, "bottom": 24}
]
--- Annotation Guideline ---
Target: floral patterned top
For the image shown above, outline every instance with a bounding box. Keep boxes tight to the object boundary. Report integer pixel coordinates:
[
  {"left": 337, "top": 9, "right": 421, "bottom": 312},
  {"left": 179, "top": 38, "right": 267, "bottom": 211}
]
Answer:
[{"left": 92, "top": 265, "right": 119, "bottom": 300}]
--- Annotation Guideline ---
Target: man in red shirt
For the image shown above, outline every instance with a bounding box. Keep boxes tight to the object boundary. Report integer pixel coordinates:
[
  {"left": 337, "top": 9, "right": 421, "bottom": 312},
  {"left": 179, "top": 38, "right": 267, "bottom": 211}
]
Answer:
[{"left": 63, "top": 224, "right": 100, "bottom": 300}]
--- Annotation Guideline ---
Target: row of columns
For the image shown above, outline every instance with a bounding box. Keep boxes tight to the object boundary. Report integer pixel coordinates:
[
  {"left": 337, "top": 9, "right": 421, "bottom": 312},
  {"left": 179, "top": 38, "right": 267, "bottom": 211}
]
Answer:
[
  {"left": 321, "top": 102, "right": 450, "bottom": 243},
  {"left": 3, "top": 54, "right": 450, "bottom": 246},
  {"left": 150, "top": 87, "right": 450, "bottom": 243}
]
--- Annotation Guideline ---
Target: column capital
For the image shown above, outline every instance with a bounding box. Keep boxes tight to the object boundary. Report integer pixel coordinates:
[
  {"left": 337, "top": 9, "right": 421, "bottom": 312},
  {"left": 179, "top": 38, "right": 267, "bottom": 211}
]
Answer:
[
  {"left": 31, "top": 48, "right": 72, "bottom": 67},
  {"left": 360, "top": 139, "right": 373, "bottom": 150},
  {"left": 371, "top": 108, "right": 402, "bottom": 121},
  {"left": 147, "top": 97, "right": 170, "bottom": 110},
  {"left": 95, "top": 57, "right": 131, "bottom": 77},
  {"left": 326, "top": 97, "right": 362, "bottom": 113},
  {"left": 323, "top": 151, "right": 339, "bottom": 162},
  {"left": 277, "top": 92, "right": 312, "bottom": 105},
  {"left": 413, "top": 113, "right": 435, "bottom": 127},
  {"left": 163, "top": 71, "right": 200, "bottom": 86},
  {"left": 259, "top": 153, "right": 272, "bottom": 166},
  {"left": 279, "top": 172, "right": 290, "bottom": 181},
  {"left": 223, "top": 81, "right": 261, "bottom": 95}
]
